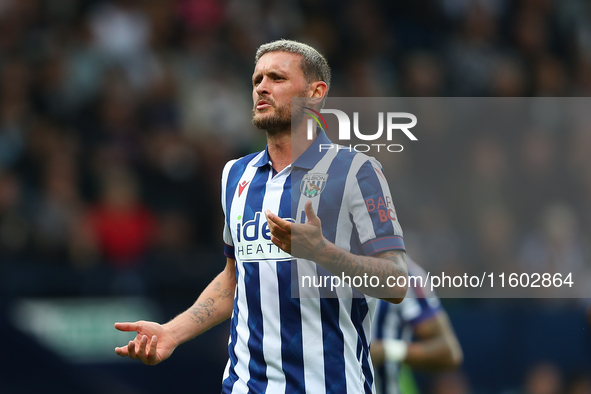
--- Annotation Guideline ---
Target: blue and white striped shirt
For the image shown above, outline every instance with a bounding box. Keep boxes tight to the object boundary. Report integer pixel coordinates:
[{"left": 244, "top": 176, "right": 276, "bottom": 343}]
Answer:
[{"left": 220, "top": 130, "right": 405, "bottom": 394}]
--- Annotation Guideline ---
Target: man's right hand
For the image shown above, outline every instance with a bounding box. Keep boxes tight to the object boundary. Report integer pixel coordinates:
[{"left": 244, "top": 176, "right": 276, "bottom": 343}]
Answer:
[{"left": 114, "top": 321, "right": 178, "bottom": 365}]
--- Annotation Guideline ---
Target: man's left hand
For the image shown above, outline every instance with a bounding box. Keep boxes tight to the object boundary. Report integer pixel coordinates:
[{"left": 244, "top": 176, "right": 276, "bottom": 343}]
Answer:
[{"left": 265, "top": 200, "right": 327, "bottom": 259}]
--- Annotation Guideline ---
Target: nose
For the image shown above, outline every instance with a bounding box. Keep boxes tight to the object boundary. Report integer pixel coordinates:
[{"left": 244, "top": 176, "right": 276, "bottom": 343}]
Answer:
[{"left": 255, "top": 76, "right": 271, "bottom": 96}]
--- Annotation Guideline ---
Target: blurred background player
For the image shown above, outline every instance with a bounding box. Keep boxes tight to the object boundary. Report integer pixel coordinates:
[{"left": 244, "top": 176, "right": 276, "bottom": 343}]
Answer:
[{"left": 371, "top": 257, "right": 463, "bottom": 394}]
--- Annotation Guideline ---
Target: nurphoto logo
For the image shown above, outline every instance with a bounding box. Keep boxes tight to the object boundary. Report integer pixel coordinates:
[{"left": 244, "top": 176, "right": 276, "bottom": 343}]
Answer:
[{"left": 304, "top": 107, "right": 418, "bottom": 153}]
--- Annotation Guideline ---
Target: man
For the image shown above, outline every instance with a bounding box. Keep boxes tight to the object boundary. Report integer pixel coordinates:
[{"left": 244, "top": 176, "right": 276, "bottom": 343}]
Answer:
[
  {"left": 371, "top": 258, "right": 463, "bottom": 394},
  {"left": 114, "top": 39, "right": 408, "bottom": 394}
]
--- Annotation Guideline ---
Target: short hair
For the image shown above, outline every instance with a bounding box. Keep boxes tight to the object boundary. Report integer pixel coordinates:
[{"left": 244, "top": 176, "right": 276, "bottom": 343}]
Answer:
[{"left": 255, "top": 39, "right": 331, "bottom": 94}]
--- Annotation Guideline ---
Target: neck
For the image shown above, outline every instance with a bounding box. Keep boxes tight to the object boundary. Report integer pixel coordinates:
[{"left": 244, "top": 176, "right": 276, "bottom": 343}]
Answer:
[{"left": 266, "top": 120, "right": 314, "bottom": 173}]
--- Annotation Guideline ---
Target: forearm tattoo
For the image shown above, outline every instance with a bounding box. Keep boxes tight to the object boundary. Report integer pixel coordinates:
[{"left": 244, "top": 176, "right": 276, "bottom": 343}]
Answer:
[
  {"left": 188, "top": 297, "right": 216, "bottom": 324},
  {"left": 315, "top": 239, "right": 327, "bottom": 252},
  {"left": 326, "top": 249, "right": 406, "bottom": 283},
  {"left": 220, "top": 288, "right": 233, "bottom": 299},
  {"left": 187, "top": 280, "right": 234, "bottom": 325}
]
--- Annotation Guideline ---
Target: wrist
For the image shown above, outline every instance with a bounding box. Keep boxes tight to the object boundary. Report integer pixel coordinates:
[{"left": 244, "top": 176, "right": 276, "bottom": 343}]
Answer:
[
  {"left": 163, "top": 319, "right": 187, "bottom": 347},
  {"left": 311, "top": 238, "right": 337, "bottom": 264},
  {"left": 383, "top": 339, "right": 408, "bottom": 362}
]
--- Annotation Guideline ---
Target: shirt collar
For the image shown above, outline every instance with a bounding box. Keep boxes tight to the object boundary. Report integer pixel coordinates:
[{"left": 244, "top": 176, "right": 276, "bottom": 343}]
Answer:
[
  {"left": 253, "top": 147, "right": 271, "bottom": 167},
  {"left": 253, "top": 129, "right": 332, "bottom": 170},
  {"left": 293, "top": 129, "right": 332, "bottom": 169}
]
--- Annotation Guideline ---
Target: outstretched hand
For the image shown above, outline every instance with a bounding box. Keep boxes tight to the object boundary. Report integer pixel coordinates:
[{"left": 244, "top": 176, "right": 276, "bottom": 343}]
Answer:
[
  {"left": 114, "top": 321, "right": 178, "bottom": 365},
  {"left": 265, "top": 200, "right": 327, "bottom": 260}
]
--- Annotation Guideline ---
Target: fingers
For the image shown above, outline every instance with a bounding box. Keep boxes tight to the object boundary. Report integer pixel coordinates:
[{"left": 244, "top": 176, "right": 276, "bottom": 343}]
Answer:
[
  {"left": 115, "top": 345, "right": 129, "bottom": 357},
  {"left": 266, "top": 210, "right": 291, "bottom": 254},
  {"left": 136, "top": 335, "right": 148, "bottom": 361},
  {"left": 114, "top": 322, "right": 139, "bottom": 332},
  {"left": 125, "top": 335, "right": 154, "bottom": 365},
  {"left": 268, "top": 220, "right": 290, "bottom": 237},
  {"left": 304, "top": 200, "right": 320, "bottom": 225},
  {"left": 113, "top": 321, "right": 161, "bottom": 365},
  {"left": 270, "top": 234, "right": 284, "bottom": 248},
  {"left": 146, "top": 335, "right": 159, "bottom": 364},
  {"left": 265, "top": 210, "right": 291, "bottom": 233},
  {"left": 115, "top": 321, "right": 139, "bottom": 358},
  {"left": 127, "top": 339, "right": 138, "bottom": 358}
]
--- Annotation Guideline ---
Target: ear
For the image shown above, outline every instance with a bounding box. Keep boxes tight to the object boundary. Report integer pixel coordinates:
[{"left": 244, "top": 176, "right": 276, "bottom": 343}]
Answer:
[{"left": 307, "top": 81, "right": 328, "bottom": 106}]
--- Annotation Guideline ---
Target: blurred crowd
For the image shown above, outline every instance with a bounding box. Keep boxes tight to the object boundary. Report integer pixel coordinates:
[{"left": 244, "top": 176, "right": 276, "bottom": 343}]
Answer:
[{"left": 0, "top": 0, "right": 590, "bottom": 301}]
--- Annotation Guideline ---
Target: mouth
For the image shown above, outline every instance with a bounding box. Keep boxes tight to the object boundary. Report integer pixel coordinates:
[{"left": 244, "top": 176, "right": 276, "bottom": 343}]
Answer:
[{"left": 256, "top": 100, "right": 272, "bottom": 111}]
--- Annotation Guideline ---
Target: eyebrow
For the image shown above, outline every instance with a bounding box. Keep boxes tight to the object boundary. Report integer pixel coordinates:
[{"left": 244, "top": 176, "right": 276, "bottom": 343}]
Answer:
[{"left": 252, "top": 69, "right": 287, "bottom": 82}]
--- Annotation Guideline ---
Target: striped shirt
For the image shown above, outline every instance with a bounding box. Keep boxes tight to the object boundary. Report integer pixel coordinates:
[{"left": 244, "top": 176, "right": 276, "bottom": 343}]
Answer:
[
  {"left": 220, "top": 130, "right": 405, "bottom": 394},
  {"left": 372, "top": 259, "right": 442, "bottom": 394}
]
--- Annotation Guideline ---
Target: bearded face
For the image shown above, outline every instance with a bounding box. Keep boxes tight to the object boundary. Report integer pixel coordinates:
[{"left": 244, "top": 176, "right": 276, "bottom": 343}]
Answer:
[
  {"left": 252, "top": 96, "right": 291, "bottom": 133},
  {"left": 251, "top": 52, "right": 312, "bottom": 135},
  {"left": 253, "top": 93, "right": 309, "bottom": 134}
]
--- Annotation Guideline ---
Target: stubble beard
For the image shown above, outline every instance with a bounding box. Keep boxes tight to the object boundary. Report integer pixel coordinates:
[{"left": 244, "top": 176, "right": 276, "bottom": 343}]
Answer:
[
  {"left": 252, "top": 94, "right": 307, "bottom": 136},
  {"left": 252, "top": 102, "right": 292, "bottom": 136}
]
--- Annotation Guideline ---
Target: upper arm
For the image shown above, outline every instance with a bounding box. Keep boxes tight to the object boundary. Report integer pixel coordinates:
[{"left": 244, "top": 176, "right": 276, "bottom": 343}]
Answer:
[
  {"left": 413, "top": 310, "right": 464, "bottom": 367},
  {"left": 221, "top": 160, "right": 238, "bottom": 248},
  {"left": 348, "top": 157, "right": 405, "bottom": 256},
  {"left": 216, "top": 258, "right": 237, "bottom": 308},
  {"left": 413, "top": 309, "right": 457, "bottom": 343},
  {"left": 381, "top": 308, "right": 464, "bottom": 370},
  {"left": 413, "top": 311, "right": 447, "bottom": 340},
  {"left": 219, "top": 257, "right": 236, "bottom": 290},
  {"left": 223, "top": 257, "right": 237, "bottom": 283}
]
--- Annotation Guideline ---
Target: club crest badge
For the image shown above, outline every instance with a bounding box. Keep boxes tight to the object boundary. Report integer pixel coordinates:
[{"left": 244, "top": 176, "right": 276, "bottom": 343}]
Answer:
[{"left": 300, "top": 173, "right": 329, "bottom": 198}]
